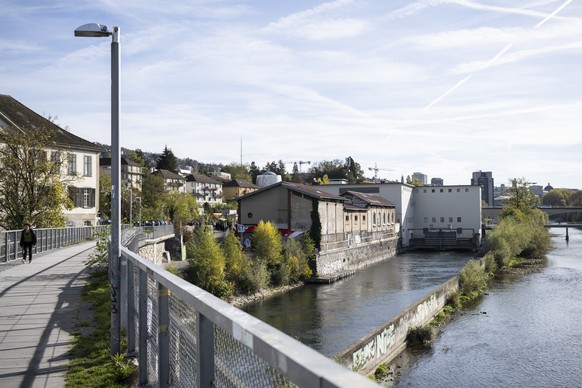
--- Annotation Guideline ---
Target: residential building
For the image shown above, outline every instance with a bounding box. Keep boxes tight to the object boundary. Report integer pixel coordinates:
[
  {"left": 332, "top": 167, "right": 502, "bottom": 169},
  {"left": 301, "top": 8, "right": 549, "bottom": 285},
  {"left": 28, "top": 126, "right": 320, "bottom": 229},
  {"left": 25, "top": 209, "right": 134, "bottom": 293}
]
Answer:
[
  {"left": 223, "top": 179, "right": 259, "bottom": 200},
  {"left": 431, "top": 177, "right": 444, "bottom": 186},
  {"left": 155, "top": 169, "right": 186, "bottom": 193},
  {"left": 99, "top": 157, "right": 144, "bottom": 191},
  {"left": 0, "top": 94, "right": 102, "bottom": 226},
  {"left": 185, "top": 173, "right": 223, "bottom": 207},
  {"left": 471, "top": 171, "right": 494, "bottom": 206}
]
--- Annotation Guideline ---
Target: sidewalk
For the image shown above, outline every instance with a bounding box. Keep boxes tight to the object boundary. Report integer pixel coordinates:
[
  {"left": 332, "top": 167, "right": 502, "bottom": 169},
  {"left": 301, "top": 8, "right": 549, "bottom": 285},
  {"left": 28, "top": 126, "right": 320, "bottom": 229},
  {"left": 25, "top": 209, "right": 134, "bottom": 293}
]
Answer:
[{"left": 0, "top": 242, "right": 96, "bottom": 388}]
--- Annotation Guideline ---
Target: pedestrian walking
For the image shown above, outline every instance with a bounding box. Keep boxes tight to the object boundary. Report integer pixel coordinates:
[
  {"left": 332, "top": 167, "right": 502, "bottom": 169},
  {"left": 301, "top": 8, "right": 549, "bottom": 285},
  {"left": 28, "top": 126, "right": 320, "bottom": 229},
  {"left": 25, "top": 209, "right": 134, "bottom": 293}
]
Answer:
[{"left": 20, "top": 223, "right": 37, "bottom": 263}]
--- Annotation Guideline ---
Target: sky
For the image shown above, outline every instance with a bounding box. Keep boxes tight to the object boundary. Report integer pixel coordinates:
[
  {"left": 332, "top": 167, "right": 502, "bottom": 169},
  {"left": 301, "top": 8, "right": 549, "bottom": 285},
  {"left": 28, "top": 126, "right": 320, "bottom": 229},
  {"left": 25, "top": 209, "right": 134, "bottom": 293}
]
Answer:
[{"left": 1, "top": 0, "right": 581, "bottom": 188}]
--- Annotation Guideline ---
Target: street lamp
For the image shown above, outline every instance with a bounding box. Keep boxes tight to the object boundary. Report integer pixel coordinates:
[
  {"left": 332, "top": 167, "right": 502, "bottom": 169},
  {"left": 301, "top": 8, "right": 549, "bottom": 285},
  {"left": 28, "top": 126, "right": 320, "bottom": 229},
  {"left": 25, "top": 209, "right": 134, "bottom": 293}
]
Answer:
[{"left": 74, "top": 23, "right": 121, "bottom": 356}]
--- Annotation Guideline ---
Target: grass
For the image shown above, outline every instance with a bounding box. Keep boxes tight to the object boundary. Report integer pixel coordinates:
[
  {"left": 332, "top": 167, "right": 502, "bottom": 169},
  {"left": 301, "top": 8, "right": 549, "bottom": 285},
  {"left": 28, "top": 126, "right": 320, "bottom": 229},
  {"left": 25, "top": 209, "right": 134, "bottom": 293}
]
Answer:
[{"left": 65, "top": 268, "right": 136, "bottom": 388}]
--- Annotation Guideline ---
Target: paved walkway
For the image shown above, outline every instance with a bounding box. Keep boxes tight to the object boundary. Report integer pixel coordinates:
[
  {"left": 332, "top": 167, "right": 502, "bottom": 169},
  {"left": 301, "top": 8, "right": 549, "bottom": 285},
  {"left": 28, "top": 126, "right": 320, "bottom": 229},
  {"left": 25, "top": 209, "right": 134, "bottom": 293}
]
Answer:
[{"left": 0, "top": 242, "right": 95, "bottom": 388}]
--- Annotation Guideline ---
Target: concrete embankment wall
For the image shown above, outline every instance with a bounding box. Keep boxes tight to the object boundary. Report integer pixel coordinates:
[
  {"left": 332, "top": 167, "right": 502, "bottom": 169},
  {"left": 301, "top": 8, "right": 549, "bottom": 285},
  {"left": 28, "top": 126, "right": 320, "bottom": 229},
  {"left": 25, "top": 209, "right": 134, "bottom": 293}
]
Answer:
[
  {"left": 315, "top": 237, "right": 398, "bottom": 277},
  {"left": 334, "top": 276, "right": 459, "bottom": 375}
]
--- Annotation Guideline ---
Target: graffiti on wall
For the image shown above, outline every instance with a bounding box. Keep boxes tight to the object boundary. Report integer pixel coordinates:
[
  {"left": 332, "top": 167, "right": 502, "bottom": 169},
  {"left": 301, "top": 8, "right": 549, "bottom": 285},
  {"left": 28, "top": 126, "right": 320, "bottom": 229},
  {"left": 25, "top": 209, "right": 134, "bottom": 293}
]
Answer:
[
  {"left": 352, "top": 324, "right": 396, "bottom": 370},
  {"left": 351, "top": 294, "right": 441, "bottom": 371}
]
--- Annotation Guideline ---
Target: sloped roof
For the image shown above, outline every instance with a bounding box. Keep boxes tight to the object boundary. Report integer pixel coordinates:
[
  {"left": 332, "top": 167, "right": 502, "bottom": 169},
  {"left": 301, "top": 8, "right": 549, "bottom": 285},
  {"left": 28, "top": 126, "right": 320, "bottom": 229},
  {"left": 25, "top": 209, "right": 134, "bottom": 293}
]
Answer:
[
  {"left": 342, "top": 190, "right": 395, "bottom": 207},
  {"left": 186, "top": 173, "right": 222, "bottom": 185},
  {"left": 0, "top": 94, "right": 102, "bottom": 153},
  {"left": 156, "top": 169, "right": 185, "bottom": 180},
  {"left": 238, "top": 181, "right": 346, "bottom": 202},
  {"left": 224, "top": 179, "right": 259, "bottom": 189}
]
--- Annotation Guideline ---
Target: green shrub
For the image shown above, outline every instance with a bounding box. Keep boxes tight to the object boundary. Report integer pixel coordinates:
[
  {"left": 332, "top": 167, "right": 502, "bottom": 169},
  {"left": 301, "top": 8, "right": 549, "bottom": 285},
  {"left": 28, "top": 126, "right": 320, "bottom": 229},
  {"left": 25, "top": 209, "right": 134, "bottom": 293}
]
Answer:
[
  {"left": 459, "top": 259, "right": 488, "bottom": 297},
  {"left": 374, "top": 363, "right": 390, "bottom": 380},
  {"left": 483, "top": 251, "right": 497, "bottom": 273},
  {"left": 237, "top": 261, "right": 270, "bottom": 295},
  {"left": 407, "top": 325, "right": 434, "bottom": 347},
  {"left": 446, "top": 292, "right": 462, "bottom": 309}
]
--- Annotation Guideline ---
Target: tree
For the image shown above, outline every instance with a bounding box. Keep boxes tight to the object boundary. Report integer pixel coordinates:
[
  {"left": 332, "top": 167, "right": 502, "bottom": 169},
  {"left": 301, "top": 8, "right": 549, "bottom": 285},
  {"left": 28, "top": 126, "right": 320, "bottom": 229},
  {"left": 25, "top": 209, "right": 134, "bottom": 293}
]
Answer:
[
  {"left": 99, "top": 173, "right": 111, "bottom": 220},
  {"left": 406, "top": 176, "right": 425, "bottom": 187},
  {"left": 251, "top": 220, "right": 283, "bottom": 267},
  {"left": 167, "top": 192, "right": 199, "bottom": 227},
  {"left": 344, "top": 156, "right": 365, "bottom": 183},
  {"left": 542, "top": 189, "right": 568, "bottom": 207},
  {"left": 500, "top": 178, "right": 540, "bottom": 219},
  {"left": 186, "top": 226, "right": 231, "bottom": 298},
  {"left": 249, "top": 161, "right": 261, "bottom": 184},
  {"left": 141, "top": 170, "right": 167, "bottom": 220},
  {"left": 222, "top": 163, "right": 252, "bottom": 182},
  {"left": 0, "top": 126, "right": 74, "bottom": 229},
  {"left": 291, "top": 162, "right": 301, "bottom": 183},
  {"left": 156, "top": 145, "right": 179, "bottom": 173}
]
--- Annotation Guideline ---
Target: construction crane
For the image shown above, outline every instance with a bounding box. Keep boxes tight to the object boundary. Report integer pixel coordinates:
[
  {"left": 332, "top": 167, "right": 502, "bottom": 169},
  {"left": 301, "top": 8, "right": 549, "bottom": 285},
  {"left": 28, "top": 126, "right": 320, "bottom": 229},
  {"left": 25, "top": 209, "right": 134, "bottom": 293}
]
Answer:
[
  {"left": 368, "top": 163, "right": 394, "bottom": 182},
  {"left": 286, "top": 160, "right": 311, "bottom": 173}
]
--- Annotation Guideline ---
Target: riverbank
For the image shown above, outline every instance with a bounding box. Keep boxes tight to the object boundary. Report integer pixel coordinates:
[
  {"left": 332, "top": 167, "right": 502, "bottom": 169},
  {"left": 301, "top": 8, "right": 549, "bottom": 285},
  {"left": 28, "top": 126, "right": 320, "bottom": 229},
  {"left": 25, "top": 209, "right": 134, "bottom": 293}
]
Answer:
[{"left": 382, "top": 255, "right": 551, "bottom": 386}]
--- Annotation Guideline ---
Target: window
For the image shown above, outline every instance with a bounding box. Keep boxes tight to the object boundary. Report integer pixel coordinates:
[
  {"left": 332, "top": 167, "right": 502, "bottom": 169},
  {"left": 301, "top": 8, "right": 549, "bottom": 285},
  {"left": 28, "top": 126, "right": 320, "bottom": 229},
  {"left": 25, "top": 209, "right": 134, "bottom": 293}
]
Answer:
[
  {"left": 448, "top": 188, "right": 452, "bottom": 192},
  {"left": 457, "top": 217, "right": 462, "bottom": 222},
  {"left": 345, "top": 215, "right": 349, "bottom": 221},
  {"left": 465, "top": 188, "right": 469, "bottom": 192},
  {"left": 440, "top": 217, "right": 444, "bottom": 222},
  {"left": 423, "top": 189, "right": 427, "bottom": 193},
  {"left": 431, "top": 189, "right": 435, "bottom": 193},
  {"left": 67, "top": 154, "right": 77, "bottom": 175},
  {"left": 83, "top": 155, "right": 92, "bottom": 176},
  {"left": 355, "top": 216, "right": 358, "bottom": 221},
  {"left": 440, "top": 189, "right": 444, "bottom": 193},
  {"left": 68, "top": 187, "right": 96, "bottom": 208},
  {"left": 384, "top": 213, "right": 387, "bottom": 224},
  {"left": 373, "top": 213, "right": 376, "bottom": 225},
  {"left": 457, "top": 188, "right": 460, "bottom": 192},
  {"left": 363, "top": 215, "right": 366, "bottom": 221},
  {"left": 449, "top": 217, "right": 453, "bottom": 222},
  {"left": 432, "top": 217, "right": 436, "bottom": 222},
  {"left": 424, "top": 217, "right": 428, "bottom": 224},
  {"left": 247, "top": 212, "right": 253, "bottom": 219}
]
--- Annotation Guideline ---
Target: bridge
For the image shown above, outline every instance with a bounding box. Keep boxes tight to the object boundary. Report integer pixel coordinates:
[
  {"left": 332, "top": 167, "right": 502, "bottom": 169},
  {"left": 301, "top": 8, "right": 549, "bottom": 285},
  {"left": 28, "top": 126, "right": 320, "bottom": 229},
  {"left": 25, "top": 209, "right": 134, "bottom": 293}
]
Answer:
[
  {"left": 0, "top": 226, "right": 378, "bottom": 387},
  {"left": 482, "top": 206, "right": 582, "bottom": 221}
]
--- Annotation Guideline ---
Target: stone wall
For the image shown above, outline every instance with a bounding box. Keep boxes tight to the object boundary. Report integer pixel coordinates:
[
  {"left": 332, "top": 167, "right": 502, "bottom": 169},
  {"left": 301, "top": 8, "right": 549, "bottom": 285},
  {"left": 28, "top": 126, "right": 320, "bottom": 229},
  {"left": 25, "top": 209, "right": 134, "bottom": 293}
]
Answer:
[
  {"left": 137, "top": 239, "right": 169, "bottom": 266},
  {"left": 334, "top": 276, "right": 459, "bottom": 375},
  {"left": 315, "top": 237, "right": 398, "bottom": 277}
]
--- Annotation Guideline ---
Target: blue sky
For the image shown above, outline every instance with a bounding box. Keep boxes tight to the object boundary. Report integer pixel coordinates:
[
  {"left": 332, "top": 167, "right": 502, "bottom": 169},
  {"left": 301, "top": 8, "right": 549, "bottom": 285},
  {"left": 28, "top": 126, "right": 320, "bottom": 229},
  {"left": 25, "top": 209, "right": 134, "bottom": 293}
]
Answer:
[{"left": 1, "top": 0, "right": 580, "bottom": 188}]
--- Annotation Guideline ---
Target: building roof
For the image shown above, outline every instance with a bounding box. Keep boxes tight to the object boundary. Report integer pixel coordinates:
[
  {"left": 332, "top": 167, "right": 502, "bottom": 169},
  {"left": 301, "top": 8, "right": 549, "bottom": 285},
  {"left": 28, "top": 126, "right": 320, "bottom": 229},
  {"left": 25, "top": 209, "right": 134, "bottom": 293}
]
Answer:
[
  {"left": 238, "top": 181, "right": 346, "bottom": 202},
  {"left": 185, "top": 173, "right": 222, "bottom": 185},
  {"left": 0, "top": 94, "right": 102, "bottom": 153},
  {"left": 342, "top": 190, "right": 396, "bottom": 207},
  {"left": 223, "top": 179, "right": 259, "bottom": 189},
  {"left": 155, "top": 169, "right": 185, "bottom": 180}
]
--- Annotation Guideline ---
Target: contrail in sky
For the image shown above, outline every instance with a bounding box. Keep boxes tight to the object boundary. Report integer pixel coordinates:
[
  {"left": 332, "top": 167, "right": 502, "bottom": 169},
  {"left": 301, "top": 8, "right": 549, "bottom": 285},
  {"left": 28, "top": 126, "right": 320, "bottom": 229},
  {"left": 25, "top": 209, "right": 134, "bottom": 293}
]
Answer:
[{"left": 421, "top": 0, "right": 573, "bottom": 113}]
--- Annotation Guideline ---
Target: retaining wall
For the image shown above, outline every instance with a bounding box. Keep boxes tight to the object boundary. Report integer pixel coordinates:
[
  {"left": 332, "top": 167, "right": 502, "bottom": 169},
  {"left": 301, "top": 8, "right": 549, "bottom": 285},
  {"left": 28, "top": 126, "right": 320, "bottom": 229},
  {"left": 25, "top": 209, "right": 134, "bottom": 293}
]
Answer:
[
  {"left": 334, "top": 276, "right": 459, "bottom": 375},
  {"left": 315, "top": 237, "right": 398, "bottom": 277}
]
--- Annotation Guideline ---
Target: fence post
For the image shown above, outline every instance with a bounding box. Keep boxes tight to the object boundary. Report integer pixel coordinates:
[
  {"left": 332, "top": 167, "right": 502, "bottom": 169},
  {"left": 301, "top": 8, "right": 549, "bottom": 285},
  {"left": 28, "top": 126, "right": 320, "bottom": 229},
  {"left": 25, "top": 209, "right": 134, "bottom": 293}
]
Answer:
[
  {"left": 13, "top": 231, "right": 19, "bottom": 261},
  {"left": 127, "top": 259, "right": 136, "bottom": 356},
  {"left": 197, "top": 312, "right": 215, "bottom": 387},
  {"left": 158, "top": 283, "right": 170, "bottom": 388},
  {"left": 138, "top": 269, "right": 148, "bottom": 386}
]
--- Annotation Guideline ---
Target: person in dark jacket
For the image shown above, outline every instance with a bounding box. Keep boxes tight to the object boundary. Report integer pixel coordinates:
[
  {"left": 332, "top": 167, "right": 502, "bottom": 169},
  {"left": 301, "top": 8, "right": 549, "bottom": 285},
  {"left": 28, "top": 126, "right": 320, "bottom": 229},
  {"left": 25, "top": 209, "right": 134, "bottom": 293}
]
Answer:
[{"left": 20, "top": 223, "right": 37, "bottom": 263}]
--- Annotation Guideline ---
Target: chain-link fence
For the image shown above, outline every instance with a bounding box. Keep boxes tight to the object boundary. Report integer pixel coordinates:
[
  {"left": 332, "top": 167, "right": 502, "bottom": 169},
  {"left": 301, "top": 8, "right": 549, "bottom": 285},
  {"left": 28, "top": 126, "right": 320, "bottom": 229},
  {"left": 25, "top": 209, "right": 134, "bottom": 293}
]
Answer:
[{"left": 122, "top": 247, "right": 379, "bottom": 387}]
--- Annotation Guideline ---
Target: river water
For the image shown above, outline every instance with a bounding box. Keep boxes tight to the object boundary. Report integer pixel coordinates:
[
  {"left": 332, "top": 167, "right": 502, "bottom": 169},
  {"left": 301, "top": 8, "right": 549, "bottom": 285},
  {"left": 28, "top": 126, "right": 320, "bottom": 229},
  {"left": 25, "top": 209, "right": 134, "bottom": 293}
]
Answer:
[
  {"left": 242, "top": 251, "right": 472, "bottom": 357},
  {"left": 395, "top": 227, "right": 582, "bottom": 387}
]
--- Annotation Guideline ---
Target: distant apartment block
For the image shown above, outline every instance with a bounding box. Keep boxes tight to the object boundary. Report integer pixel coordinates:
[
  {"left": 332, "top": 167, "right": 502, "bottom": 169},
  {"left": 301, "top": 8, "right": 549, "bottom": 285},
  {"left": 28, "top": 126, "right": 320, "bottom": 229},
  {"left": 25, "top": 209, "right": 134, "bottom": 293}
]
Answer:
[
  {"left": 412, "top": 172, "right": 427, "bottom": 185},
  {"left": 471, "top": 171, "right": 494, "bottom": 206},
  {"left": 431, "top": 177, "right": 444, "bottom": 186}
]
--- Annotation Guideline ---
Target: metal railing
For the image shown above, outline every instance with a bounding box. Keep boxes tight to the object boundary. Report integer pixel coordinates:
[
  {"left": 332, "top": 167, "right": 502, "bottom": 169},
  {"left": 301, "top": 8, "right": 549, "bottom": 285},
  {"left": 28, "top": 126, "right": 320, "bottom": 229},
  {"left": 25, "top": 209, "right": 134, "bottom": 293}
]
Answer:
[
  {"left": 121, "top": 246, "right": 379, "bottom": 387},
  {"left": 1, "top": 226, "right": 108, "bottom": 263}
]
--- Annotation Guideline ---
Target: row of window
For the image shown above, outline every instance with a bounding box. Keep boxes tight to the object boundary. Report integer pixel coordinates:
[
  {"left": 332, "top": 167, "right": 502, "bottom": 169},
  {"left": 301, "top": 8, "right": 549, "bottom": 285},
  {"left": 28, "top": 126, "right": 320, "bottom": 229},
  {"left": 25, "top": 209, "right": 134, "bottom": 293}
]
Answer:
[
  {"left": 420, "top": 188, "right": 470, "bottom": 193},
  {"left": 345, "top": 212, "right": 395, "bottom": 225},
  {"left": 424, "top": 216, "right": 462, "bottom": 223}
]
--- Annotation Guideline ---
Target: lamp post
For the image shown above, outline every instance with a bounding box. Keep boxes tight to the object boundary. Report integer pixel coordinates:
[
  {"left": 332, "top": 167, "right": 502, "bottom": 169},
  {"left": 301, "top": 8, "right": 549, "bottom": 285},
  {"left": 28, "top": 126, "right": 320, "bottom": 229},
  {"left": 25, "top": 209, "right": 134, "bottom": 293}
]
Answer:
[{"left": 74, "top": 23, "right": 121, "bottom": 356}]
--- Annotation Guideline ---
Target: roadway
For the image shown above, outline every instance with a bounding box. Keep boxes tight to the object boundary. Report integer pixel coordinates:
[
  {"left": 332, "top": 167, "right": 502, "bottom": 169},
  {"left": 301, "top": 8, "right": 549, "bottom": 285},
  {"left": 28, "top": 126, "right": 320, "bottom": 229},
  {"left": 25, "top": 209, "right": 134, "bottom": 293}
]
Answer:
[{"left": 0, "top": 242, "right": 95, "bottom": 388}]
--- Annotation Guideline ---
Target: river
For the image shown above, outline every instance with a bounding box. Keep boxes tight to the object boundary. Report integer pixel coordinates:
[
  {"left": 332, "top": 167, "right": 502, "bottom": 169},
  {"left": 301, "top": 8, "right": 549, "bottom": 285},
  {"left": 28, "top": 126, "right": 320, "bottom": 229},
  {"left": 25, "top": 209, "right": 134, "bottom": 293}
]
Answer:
[
  {"left": 242, "top": 250, "right": 472, "bottom": 357},
  {"left": 394, "top": 227, "right": 582, "bottom": 387}
]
